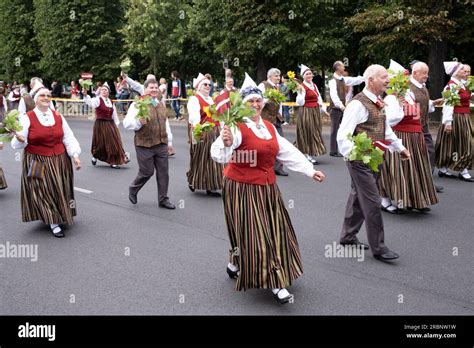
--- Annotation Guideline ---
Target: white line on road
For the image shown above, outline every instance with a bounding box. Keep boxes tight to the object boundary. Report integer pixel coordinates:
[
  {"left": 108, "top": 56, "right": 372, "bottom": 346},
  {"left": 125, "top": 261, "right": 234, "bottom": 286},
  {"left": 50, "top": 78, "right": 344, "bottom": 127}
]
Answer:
[{"left": 74, "top": 187, "right": 93, "bottom": 194}]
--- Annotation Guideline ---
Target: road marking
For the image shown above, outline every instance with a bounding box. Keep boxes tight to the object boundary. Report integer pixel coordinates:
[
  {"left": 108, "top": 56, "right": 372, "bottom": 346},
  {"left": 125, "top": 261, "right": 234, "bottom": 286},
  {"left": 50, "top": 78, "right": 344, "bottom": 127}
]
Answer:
[{"left": 74, "top": 187, "right": 93, "bottom": 194}]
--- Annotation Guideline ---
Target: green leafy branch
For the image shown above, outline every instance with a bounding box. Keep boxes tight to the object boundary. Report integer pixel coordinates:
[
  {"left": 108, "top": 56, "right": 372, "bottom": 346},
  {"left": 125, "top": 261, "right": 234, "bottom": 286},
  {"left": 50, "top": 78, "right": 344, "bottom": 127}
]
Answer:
[{"left": 347, "top": 132, "right": 384, "bottom": 172}]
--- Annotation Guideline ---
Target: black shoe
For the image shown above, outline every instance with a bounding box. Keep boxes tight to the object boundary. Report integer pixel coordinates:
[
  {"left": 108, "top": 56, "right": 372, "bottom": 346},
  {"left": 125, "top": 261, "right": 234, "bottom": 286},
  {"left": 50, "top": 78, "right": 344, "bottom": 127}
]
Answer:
[
  {"left": 206, "top": 190, "right": 221, "bottom": 197},
  {"left": 52, "top": 227, "right": 64, "bottom": 238},
  {"left": 275, "top": 168, "right": 289, "bottom": 176},
  {"left": 226, "top": 266, "right": 239, "bottom": 279},
  {"left": 273, "top": 289, "right": 292, "bottom": 304},
  {"left": 159, "top": 200, "right": 176, "bottom": 209},
  {"left": 459, "top": 174, "right": 474, "bottom": 182},
  {"left": 91, "top": 158, "right": 97, "bottom": 166},
  {"left": 415, "top": 207, "right": 431, "bottom": 212},
  {"left": 188, "top": 185, "right": 195, "bottom": 192},
  {"left": 310, "top": 159, "right": 319, "bottom": 165},
  {"left": 381, "top": 204, "right": 401, "bottom": 214},
  {"left": 330, "top": 152, "right": 343, "bottom": 157},
  {"left": 373, "top": 250, "right": 399, "bottom": 261},
  {"left": 340, "top": 240, "right": 369, "bottom": 250},
  {"left": 129, "top": 192, "right": 137, "bottom": 204},
  {"left": 110, "top": 164, "right": 120, "bottom": 169},
  {"left": 438, "top": 171, "right": 456, "bottom": 179},
  {"left": 435, "top": 185, "right": 444, "bottom": 193}
]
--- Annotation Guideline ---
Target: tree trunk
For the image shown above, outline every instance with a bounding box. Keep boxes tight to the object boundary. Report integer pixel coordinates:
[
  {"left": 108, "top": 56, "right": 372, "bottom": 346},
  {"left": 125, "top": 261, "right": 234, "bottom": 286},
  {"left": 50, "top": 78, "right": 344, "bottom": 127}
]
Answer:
[
  {"left": 256, "top": 56, "right": 267, "bottom": 83},
  {"left": 427, "top": 40, "right": 448, "bottom": 122}
]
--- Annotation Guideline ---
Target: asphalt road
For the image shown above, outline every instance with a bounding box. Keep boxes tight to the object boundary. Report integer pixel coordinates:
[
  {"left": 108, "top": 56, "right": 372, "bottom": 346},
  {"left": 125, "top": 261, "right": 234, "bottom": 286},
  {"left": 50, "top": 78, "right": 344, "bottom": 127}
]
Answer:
[{"left": 0, "top": 118, "right": 473, "bottom": 315}]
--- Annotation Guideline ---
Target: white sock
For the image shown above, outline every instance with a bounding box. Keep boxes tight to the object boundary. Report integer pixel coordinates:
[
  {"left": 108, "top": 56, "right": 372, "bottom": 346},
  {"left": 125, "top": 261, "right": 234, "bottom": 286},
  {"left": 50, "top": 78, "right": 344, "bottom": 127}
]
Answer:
[
  {"left": 439, "top": 167, "right": 448, "bottom": 174},
  {"left": 272, "top": 288, "right": 290, "bottom": 299},
  {"left": 50, "top": 224, "right": 61, "bottom": 233},
  {"left": 227, "top": 263, "right": 238, "bottom": 272},
  {"left": 460, "top": 169, "right": 470, "bottom": 178}
]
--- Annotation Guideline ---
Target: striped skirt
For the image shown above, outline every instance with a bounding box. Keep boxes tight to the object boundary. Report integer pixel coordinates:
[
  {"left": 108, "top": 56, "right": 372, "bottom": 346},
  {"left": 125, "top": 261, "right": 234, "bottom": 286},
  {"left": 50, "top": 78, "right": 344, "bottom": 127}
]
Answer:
[
  {"left": 187, "top": 127, "right": 224, "bottom": 191},
  {"left": 378, "top": 131, "right": 438, "bottom": 209},
  {"left": 0, "top": 166, "right": 7, "bottom": 189},
  {"left": 91, "top": 119, "right": 127, "bottom": 165},
  {"left": 435, "top": 113, "right": 473, "bottom": 171},
  {"left": 21, "top": 151, "right": 76, "bottom": 224},
  {"left": 223, "top": 177, "right": 303, "bottom": 291},
  {"left": 296, "top": 106, "right": 326, "bottom": 156}
]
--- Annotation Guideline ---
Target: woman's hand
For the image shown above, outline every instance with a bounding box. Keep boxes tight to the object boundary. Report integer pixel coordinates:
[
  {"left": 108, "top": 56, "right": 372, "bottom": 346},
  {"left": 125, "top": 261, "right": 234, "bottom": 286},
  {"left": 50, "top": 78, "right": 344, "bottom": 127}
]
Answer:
[
  {"left": 313, "top": 171, "right": 325, "bottom": 182},
  {"left": 221, "top": 125, "right": 233, "bottom": 147},
  {"left": 82, "top": 88, "right": 88, "bottom": 96},
  {"left": 73, "top": 156, "right": 81, "bottom": 170},
  {"left": 15, "top": 133, "right": 25, "bottom": 143},
  {"left": 445, "top": 124, "right": 452, "bottom": 132}
]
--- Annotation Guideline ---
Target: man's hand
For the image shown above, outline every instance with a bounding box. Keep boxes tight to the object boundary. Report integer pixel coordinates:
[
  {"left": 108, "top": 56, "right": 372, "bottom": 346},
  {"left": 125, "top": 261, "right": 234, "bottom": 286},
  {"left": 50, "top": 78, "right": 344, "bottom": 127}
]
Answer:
[
  {"left": 0, "top": 143, "right": 4, "bottom": 150},
  {"left": 400, "top": 149, "right": 410, "bottom": 161},
  {"left": 313, "top": 171, "right": 325, "bottom": 182},
  {"left": 73, "top": 156, "right": 81, "bottom": 170},
  {"left": 82, "top": 88, "right": 88, "bottom": 96},
  {"left": 121, "top": 71, "right": 127, "bottom": 79},
  {"left": 433, "top": 98, "right": 444, "bottom": 106},
  {"left": 398, "top": 95, "right": 406, "bottom": 106},
  {"left": 139, "top": 118, "right": 147, "bottom": 125},
  {"left": 221, "top": 125, "right": 233, "bottom": 147}
]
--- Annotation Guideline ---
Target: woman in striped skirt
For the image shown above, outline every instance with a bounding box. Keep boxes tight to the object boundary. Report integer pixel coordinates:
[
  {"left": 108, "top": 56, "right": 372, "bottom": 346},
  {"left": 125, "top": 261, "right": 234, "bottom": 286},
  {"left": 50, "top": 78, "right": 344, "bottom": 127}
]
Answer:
[
  {"left": 0, "top": 142, "right": 7, "bottom": 190},
  {"left": 186, "top": 73, "right": 223, "bottom": 196},
  {"left": 435, "top": 62, "right": 473, "bottom": 182},
  {"left": 211, "top": 73, "right": 325, "bottom": 304},
  {"left": 295, "top": 64, "right": 329, "bottom": 165},
  {"left": 83, "top": 83, "right": 129, "bottom": 169},
  {"left": 378, "top": 90, "right": 438, "bottom": 213},
  {"left": 12, "top": 87, "right": 81, "bottom": 237}
]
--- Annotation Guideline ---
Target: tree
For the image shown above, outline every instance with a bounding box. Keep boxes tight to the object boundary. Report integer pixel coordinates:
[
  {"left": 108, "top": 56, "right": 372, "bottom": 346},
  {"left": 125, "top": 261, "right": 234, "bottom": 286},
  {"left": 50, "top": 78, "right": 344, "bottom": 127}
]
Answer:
[
  {"left": 0, "top": 0, "right": 41, "bottom": 83},
  {"left": 33, "top": 0, "right": 125, "bottom": 82}
]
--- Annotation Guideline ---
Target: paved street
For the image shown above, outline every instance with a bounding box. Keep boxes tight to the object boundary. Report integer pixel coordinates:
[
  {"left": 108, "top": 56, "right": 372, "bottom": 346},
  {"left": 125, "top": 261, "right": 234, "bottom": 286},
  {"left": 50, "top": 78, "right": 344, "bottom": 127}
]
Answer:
[{"left": 1, "top": 119, "right": 473, "bottom": 315}]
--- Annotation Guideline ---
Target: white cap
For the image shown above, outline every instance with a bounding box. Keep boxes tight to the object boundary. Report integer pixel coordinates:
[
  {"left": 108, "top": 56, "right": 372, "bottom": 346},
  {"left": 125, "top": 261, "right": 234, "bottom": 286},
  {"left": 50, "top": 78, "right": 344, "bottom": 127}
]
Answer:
[
  {"left": 33, "top": 87, "right": 51, "bottom": 102},
  {"left": 388, "top": 59, "right": 406, "bottom": 77},
  {"left": 443, "top": 61, "right": 463, "bottom": 76},
  {"left": 193, "top": 73, "right": 210, "bottom": 90},
  {"left": 240, "top": 73, "right": 263, "bottom": 103},
  {"left": 101, "top": 82, "right": 110, "bottom": 90},
  {"left": 30, "top": 83, "right": 45, "bottom": 97},
  {"left": 300, "top": 64, "right": 311, "bottom": 77}
]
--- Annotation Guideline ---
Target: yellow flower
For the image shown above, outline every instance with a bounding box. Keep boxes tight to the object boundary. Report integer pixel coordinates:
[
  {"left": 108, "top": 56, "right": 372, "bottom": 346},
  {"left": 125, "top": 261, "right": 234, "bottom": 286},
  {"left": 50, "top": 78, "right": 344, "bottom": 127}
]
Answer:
[
  {"left": 287, "top": 71, "right": 296, "bottom": 79},
  {"left": 203, "top": 106, "right": 211, "bottom": 117}
]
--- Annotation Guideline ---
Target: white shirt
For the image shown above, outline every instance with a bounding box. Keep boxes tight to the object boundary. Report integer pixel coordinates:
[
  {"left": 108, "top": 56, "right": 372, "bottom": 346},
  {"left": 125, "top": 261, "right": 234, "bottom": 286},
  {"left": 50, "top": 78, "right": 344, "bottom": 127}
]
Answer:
[
  {"left": 336, "top": 88, "right": 406, "bottom": 158},
  {"left": 210, "top": 117, "right": 316, "bottom": 178},
  {"left": 8, "top": 91, "right": 21, "bottom": 102},
  {"left": 441, "top": 77, "right": 464, "bottom": 125},
  {"left": 123, "top": 100, "right": 173, "bottom": 146},
  {"left": 409, "top": 77, "right": 435, "bottom": 114},
  {"left": 11, "top": 107, "right": 81, "bottom": 158},
  {"left": 187, "top": 92, "right": 214, "bottom": 127},
  {"left": 296, "top": 81, "right": 327, "bottom": 113},
  {"left": 83, "top": 95, "right": 120, "bottom": 126},
  {"left": 159, "top": 84, "right": 167, "bottom": 105},
  {"left": 1, "top": 96, "right": 7, "bottom": 112},
  {"left": 328, "top": 73, "right": 365, "bottom": 109},
  {"left": 125, "top": 76, "right": 144, "bottom": 96}
]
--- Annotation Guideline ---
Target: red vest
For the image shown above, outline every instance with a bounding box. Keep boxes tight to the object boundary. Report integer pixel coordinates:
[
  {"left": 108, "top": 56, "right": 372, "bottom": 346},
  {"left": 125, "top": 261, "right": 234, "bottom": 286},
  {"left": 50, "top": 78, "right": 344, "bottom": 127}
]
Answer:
[
  {"left": 224, "top": 120, "right": 279, "bottom": 185},
  {"left": 448, "top": 80, "right": 470, "bottom": 114},
  {"left": 302, "top": 82, "right": 319, "bottom": 107},
  {"left": 95, "top": 97, "right": 114, "bottom": 120},
  {"left": 195, "top": 94, "right": 218, "bottom": 126},
  {"left": 393, "top": 96, "right": 422, "bottom": 133},
  {"left": 25, "top": 110, "right": 66, "bottom": 156}
]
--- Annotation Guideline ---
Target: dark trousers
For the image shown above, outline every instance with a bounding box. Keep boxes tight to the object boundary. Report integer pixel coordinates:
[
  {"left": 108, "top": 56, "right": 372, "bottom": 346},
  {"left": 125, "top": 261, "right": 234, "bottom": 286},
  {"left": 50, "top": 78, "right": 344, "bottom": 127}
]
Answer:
[
  {"left": 422, "top": 124, "right": 436, "bottom": 170},
  {"left": 340, "top": 161, "right": 389, "bottom": 255},
  {"left": 171, "top": 98, "right": 180, "bottom": 118},
  {"left": 130, "top": 143, "right": 169, "bottom": 203},
  {"left": 274, "top": 120, "right": 284, "bottom": 171},
  {"left": 330, "top": 108, "right": 343, "bottom": 154}
]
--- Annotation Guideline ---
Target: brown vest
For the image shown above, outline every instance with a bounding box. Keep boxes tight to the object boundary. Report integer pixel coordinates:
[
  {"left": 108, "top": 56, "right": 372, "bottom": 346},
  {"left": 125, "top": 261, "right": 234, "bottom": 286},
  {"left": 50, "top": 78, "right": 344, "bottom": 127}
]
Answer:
[
  {"left": 23, "top": 94, "right": 35, "bottom": 112},
  {"left": 352, "top": 92, "right": 386, "bottom": 142},
  {"left": 329, "top": 78, "right": 347, "bottom": 109},
  {"left": 134, "top": 102, "right": 169, "bottom": 148},
  {"left": 408, "top": 81, "right": 430, "bottom": 127},
  {"left": 261, "top": 81, "right": 284, "bottom": 124}
]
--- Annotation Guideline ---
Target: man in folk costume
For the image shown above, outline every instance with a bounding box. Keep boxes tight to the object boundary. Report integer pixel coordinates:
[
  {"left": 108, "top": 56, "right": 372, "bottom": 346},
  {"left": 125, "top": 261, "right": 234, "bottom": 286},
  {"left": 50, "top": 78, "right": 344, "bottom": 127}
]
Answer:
[
  {"left": 296, "top": 64, "right": 329, "bottom": 165},
  {"left": 186, "top": 73, "right": 223, "bottom": 196},
  {"left": 258, "top": 68, "right": 288, "bottom": 176},
  {"left": 328, "top": 61, "right": 365, "bottom": 157},
  {"left": 18, "top": 77, "right": 55, "bottom": 114},
  {"left": 123, "top": 79, "right": 176, "bottom": 209},
  {"left": 220, "top": 77, "right": 237, "bottom": 95},
  {"left": 337, "top": 65, "right": 410, "bottom": 261},
  {"left": 83, "top": 82, "right": 129, "bottom": 169},
  {"left": 435, "top": 61, "right": 473, "bottom": 182},
  {"left": 378, "top": 60, "right": 439, "bottom": 214},
  {"left": 408, "top": 61, "right": 445, "bottom": 193},
  {"left": 121, "top": 72, "right": 156, "bottom": 96}
]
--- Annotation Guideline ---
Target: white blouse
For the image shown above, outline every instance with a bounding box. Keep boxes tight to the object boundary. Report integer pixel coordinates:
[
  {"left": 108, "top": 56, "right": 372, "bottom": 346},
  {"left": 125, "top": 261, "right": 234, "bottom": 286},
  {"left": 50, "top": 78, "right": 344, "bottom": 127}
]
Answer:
[
  {"left": 83, "top": 95, "right": 120, "bottom": 126},
  {"left": 11, "top": 108, "right": 81, "bottom": 158},
  {"left": 187, "top": 92, "right": 214, "bottom": 127},
  {"left": 210, "top": 117, "right": 316, "bottom": 178},
  {"left": 296, "top": 81, "right": 327, "bottom": 113}
]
